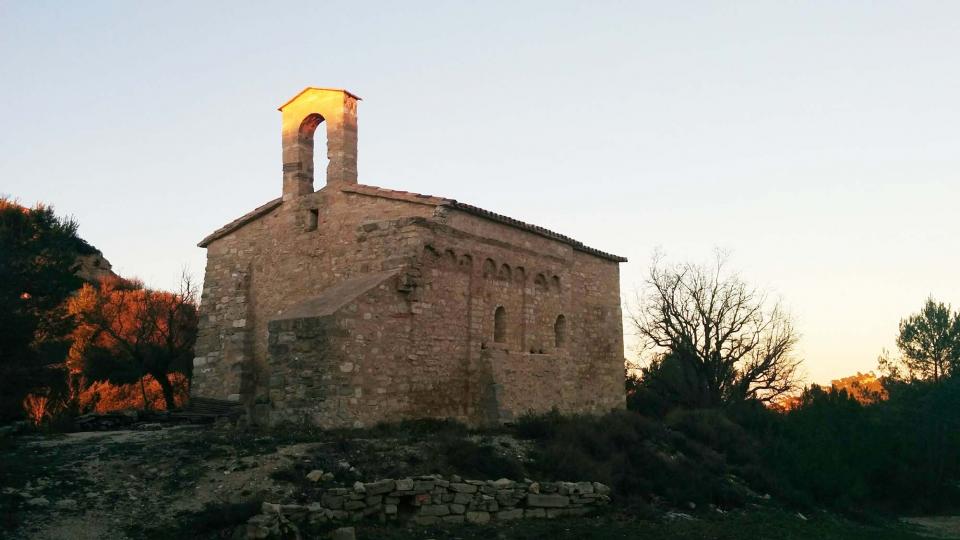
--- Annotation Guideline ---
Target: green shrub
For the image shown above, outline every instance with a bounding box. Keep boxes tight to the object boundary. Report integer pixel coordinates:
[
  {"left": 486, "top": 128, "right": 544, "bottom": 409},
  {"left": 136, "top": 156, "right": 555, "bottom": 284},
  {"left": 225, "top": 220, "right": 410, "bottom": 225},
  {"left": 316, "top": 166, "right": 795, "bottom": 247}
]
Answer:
[
  {"left": 518, "top": 409, "right": 756, "bottom": 508},
  {"left": 438, "top": 437, "right": 526, "bottom": 480},
  {"left": 148, "top": 499, "right": 263, "bottom": 539}
]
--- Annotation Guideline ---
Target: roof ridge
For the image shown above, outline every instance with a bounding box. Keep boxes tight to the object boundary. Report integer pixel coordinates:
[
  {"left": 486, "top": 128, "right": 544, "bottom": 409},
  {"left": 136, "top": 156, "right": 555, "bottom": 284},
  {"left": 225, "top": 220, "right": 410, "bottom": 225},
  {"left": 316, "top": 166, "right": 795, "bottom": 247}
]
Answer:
[
  {"left": 197, "top": 184, "right": 627, "bottom": 263},
  {"left": 345, "top": 184, "right": 626, "bottom": 262}
]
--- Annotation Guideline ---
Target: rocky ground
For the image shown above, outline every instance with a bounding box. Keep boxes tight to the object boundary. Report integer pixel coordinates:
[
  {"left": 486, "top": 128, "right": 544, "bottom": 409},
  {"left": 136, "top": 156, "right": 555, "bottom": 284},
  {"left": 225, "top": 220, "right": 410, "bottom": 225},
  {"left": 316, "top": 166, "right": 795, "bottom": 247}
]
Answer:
[
  {"left": 0, "top": 419, "right": 540, "bottom": 539},
  {"left": 0, "top": 419, "right": 954, "bottom": 539}
]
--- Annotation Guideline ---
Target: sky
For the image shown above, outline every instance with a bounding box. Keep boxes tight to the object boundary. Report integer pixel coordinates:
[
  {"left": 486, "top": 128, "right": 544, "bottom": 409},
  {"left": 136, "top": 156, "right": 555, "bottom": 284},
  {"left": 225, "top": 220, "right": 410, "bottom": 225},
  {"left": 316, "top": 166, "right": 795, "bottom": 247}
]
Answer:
[{"left": 1, "top": 2, "right": 958, "bottom": 385}]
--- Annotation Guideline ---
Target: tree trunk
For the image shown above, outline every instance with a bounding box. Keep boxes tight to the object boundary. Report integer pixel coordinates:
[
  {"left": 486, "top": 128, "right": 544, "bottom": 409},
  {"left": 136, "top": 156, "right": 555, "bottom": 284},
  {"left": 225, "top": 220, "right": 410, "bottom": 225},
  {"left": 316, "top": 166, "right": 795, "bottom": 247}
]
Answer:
[
  {"left": 139, "top": 376, "right": 151, "bottom": 411},
  {"left": 151, "top": 372, "right": 177, "bottom": 410}
]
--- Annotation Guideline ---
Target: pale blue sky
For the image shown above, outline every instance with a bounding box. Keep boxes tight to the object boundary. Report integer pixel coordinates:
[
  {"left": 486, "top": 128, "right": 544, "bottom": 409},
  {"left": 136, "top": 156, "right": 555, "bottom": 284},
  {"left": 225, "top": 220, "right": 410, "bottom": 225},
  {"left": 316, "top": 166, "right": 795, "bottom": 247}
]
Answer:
[{"left": 2, "top": 2, "right": 958, "bottom": 384}]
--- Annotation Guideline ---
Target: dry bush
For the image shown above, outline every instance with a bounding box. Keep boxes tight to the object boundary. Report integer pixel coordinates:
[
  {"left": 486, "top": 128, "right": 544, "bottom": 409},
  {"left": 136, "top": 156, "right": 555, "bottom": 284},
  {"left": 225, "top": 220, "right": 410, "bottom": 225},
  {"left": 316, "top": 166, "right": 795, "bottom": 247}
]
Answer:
[{"left": 78, "top": 372, "right": 189, "bottom": 413}]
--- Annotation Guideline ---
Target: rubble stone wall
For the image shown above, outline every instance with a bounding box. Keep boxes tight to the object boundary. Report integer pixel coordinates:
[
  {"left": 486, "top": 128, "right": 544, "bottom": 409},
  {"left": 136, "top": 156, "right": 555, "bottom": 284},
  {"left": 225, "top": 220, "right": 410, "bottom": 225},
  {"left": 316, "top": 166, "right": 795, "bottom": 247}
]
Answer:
[{"left": 245, "top": 475, "right": 611, "bottom": 537}]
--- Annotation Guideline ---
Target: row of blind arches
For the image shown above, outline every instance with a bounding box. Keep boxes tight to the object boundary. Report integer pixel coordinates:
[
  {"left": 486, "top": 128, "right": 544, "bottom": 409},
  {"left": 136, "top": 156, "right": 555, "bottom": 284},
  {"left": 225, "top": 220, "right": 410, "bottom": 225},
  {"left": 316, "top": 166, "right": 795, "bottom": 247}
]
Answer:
[
  {"left": 425, "top": 245, "right": 561, "bottom": 293},
  {"left": 493, "top": 307, "right": 566, "bottom": 349},
  {"left": 483, "top": 259, "right": 561, "bottom": 293}
]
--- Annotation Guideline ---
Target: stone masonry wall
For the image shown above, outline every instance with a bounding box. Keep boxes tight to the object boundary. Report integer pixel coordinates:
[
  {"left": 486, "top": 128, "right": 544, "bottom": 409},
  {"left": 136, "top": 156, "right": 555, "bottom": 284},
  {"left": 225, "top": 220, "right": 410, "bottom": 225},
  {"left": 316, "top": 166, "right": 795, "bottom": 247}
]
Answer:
[
  {"left": 194, "top": 184, "right": 625, "bottom": 426},
  {"left": 193, "top": 189, "right": 436, "bottom": 405},
  {"left": 265, "top": 270, "right": 423, "bottom": 428},
  {"left": 244, "top": 475, "right": 611, "bottom": 538},
  {"left": 410, "top": 215, "right": 625, "bottom": 421}
]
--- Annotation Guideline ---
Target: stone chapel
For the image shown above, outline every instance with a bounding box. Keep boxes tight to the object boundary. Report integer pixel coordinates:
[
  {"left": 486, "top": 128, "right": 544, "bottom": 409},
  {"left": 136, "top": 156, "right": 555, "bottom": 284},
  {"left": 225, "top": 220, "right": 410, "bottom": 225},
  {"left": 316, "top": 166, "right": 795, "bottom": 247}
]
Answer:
[{"left": 190, "top": 88, "right": 626, "bottom": 427}]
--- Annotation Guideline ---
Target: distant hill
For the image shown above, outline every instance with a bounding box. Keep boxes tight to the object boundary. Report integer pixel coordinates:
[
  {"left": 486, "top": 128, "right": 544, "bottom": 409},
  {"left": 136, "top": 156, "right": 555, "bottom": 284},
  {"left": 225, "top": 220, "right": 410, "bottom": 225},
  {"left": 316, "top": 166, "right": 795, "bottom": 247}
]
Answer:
[
  {"left": 4, "top": 199, "right": 117, "bottom": 283},
  {"left": 829, "top": 371, "right": 888, "bottom": 404}
]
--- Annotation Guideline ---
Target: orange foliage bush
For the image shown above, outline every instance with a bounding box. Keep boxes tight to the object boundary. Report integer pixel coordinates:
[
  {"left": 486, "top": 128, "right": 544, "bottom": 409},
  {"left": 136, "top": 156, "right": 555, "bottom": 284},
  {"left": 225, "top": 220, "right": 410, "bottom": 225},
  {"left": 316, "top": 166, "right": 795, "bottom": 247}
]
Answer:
[
  {"left": 78, "top": 372, "right": 189, "bottom": 413},
  {"left": 66, "top": 275, "right": 197, "bottom": 410},
  {"left": 22, "top": 394, "right": 53, "bottom": 425}
]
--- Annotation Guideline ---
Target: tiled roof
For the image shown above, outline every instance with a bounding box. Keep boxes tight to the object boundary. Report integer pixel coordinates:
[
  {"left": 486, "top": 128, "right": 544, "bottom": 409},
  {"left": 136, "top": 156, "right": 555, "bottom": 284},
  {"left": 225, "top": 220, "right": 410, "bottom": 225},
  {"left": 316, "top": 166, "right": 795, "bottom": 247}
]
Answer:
[
  {"left": 343, "top": 185, "right": 627, "bottom": 262},
  {"left": 198, "top": 184, "right": 627, "bottom": 263},
  {"left": 341, "top": 184, "right": 450, "bottom": 206},
  {"left": 278, "top": 87, "right": 362, "bottom": 111}
]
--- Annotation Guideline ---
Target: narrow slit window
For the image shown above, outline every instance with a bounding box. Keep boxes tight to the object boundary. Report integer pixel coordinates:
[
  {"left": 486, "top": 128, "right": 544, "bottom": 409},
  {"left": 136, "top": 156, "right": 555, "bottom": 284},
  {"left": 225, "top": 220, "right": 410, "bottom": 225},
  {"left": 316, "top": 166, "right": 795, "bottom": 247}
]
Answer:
[
  {"left": 554, "top": 315, "right": 566, "bottom": 348},
  {"left": 494, "top": 306, "right": 507, "bottom": 343},
  {"left": 306, "top": 208, "right": 319, "bottom": 231}
]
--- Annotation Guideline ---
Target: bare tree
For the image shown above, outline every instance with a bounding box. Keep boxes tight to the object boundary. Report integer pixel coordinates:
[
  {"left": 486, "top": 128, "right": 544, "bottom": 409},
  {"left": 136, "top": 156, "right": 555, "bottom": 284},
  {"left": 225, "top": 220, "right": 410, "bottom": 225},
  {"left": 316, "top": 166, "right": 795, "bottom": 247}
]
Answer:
[{"left": 631, "top": 252, "right": 801, "bottom": 407}]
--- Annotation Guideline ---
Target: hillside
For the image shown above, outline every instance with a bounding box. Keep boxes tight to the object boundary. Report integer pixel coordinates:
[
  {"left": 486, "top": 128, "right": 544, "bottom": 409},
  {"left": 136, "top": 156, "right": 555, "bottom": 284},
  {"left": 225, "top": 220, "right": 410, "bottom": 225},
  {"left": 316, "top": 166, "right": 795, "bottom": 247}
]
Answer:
[{"left": 0, "top": 413, "right": 943, "bottom": 540}]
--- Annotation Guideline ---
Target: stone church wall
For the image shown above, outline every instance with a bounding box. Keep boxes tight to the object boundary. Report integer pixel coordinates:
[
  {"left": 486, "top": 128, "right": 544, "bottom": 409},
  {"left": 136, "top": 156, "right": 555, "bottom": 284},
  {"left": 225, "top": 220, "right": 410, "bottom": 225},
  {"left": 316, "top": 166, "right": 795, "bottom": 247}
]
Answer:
[
  {"left": 194, "top": 187, "right": 625, "bottom": 426},
  {"left": 193, "top": 189, "right": 437, "bottom": 405},
  {"left": 192, "top": 87, "right": 624, "bottom": 427}
]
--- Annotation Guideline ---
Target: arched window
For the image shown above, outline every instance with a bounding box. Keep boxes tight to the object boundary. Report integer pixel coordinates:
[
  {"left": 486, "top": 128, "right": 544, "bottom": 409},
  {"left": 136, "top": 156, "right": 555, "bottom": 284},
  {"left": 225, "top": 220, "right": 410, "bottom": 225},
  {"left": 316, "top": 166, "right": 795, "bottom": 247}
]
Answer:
[
  {"left": 514, "top": 266, "right": 526, "bottom": 285},
  {"left": 494, "top": 306, "right": 507, "bottom": 343},
  {"left": 498, "top": 263, "right": 512, "bottom": 281},
  {"left": 299, "top": 113, "right": 328, "bottom": 186},
  {"left": 554, "top": 315, "right": 566, "bottom": 348},
  {"left": 552, "top": 275, "right": 561, "bottom": 292}
]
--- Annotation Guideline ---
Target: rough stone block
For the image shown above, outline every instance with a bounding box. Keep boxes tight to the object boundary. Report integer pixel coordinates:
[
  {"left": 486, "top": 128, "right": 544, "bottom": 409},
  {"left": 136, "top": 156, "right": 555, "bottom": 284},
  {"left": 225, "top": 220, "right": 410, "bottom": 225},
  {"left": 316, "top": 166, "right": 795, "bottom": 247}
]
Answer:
[
  {"left": 363, "top": 479, "right": 395, "bottom": 495},
  {"left": 449, "top": 482, "right": 477, "bottom": 494},
  {"left": 419, "top": 504, "right": 450, "bottom": 517},
  {"left": 526, "top": 494, "right": 569, "bottom": 508},
  {"left": 465, "top": 511, "right": 490, "bottom": 525},
  {"left": 492, "top": 478, "right": 515, "bottom": 489},
  {"left": 413, "top": 480, "right": 435, "bottom": 491},
  {"left": 496, "top": 508, "right": 523, "bottom": 521}
]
